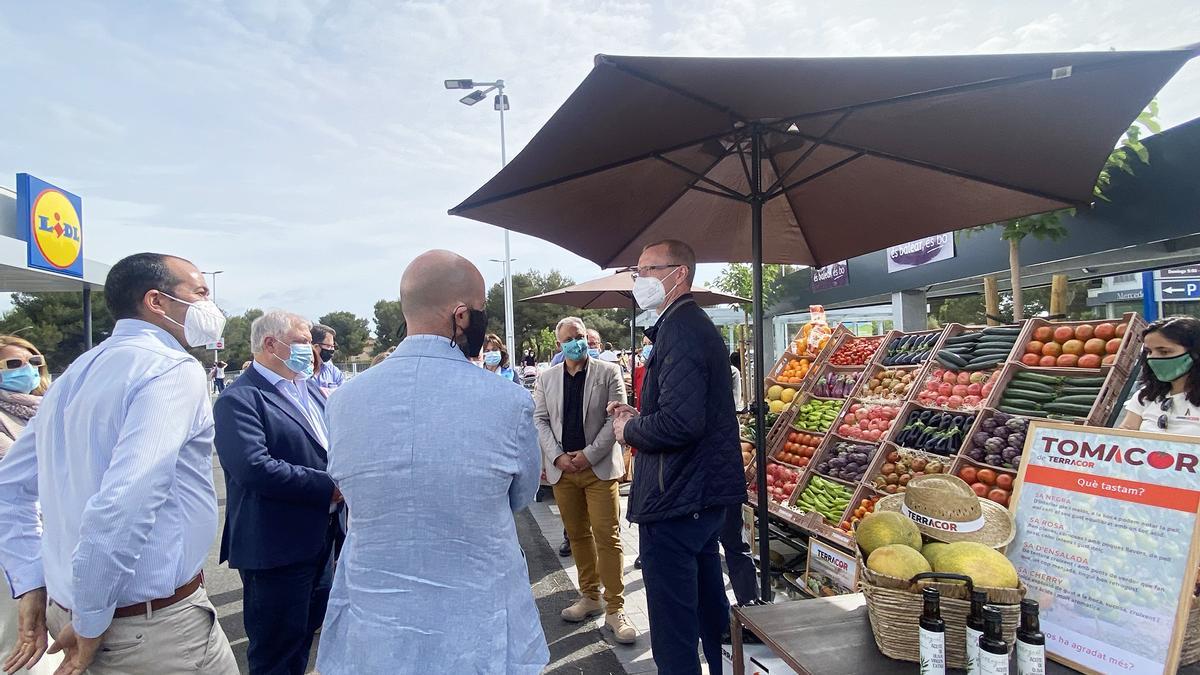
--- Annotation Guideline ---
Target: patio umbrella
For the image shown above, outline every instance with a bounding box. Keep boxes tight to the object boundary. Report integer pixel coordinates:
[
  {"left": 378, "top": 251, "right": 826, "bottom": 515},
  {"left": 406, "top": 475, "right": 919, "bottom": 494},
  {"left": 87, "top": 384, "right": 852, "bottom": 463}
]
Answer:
[
  {"left": 450, "top": 48, "right": 1197, "bottom": 597},
  {"left": 521, "top": 270, "right": 749, "bottom": 358}
]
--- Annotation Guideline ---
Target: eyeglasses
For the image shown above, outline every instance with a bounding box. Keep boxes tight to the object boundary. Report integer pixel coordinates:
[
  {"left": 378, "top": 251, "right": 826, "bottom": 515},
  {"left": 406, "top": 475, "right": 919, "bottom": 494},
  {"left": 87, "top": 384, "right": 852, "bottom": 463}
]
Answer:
[
  {"left": 0, "top": 355, "right": 45, "bottom": 371},
  {"left": 628, "top": 264, "right": 681, "bottom": 279},
  {"left": 1158, "top": 397, "right": 1173, "bottom": 430},
  {"left": 319, "top": 344, "right": 338, "bottom": 351}
]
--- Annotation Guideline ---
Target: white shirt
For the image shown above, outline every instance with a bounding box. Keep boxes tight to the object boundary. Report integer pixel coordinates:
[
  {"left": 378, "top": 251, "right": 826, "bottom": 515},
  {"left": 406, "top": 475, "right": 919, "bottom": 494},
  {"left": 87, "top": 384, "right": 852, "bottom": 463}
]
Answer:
[
  {"left": 0, "top": 320, "right": 218, "bottom": 638},
  {"left": 1123, "top": 389, "right": 1200, "bottom": 436},
  {"left": 251, "top": 361, "right": 328, "bottom": 449},
  {"left": 215, "top": 365, "right": 226, "bottom": 378},
  {"left": 598, "top": 350, "right": 619, "bottom": 363}
]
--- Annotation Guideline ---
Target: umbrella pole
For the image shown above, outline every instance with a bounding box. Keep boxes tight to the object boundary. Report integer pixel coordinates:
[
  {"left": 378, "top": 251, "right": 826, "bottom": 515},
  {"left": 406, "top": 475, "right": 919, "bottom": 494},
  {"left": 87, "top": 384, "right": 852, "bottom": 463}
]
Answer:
[
  {"left": 630, "top": 298, "right": 638, "bottom": 405},
  {"left": 750, "top": 126, "right": 772, "bottom": 601}
]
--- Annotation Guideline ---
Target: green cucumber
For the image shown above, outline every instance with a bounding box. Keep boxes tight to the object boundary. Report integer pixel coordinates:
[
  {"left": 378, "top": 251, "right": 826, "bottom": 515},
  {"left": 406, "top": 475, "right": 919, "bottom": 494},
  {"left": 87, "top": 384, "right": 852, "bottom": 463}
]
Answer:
[
  {"left": 999, "top": 405, "right": 1050, "bottom": 417},
  {"left": 1059, "top": 386, "right": 1103, "bottom": 396},
  {"left": 1043, "top": 402, "right": 1094, "bottom": 415},
  {"left": 1012, "top": 372, "right": 1063, "bottom": 385},
  {"left": 1001, "top": 388, "right": 1055, "bottom": 403},
  {"left": 971, "top": 348, "right": 1015, "bottom": 357},
  {"left": 1000, "top": 396, "right": 1045, "bottom": 409},
  {"left": 1063, "top": 376, "right": 1107, "bottom": 387},
  {"left": 1047, "top": 413, "right": 1087, "bottom": 422},
  {"left": 981, "top": 326, "right": 1022, "bottom": 335},
  {"left": 937, "top": 350, "right": 969, "bottom": 367},
  {"left": 1005, "top": 380, "right": 1056, "bottom": 395},
  {"left": 966, "top": 355, "right": 1007, "bottom": 367},
  {"left": 944, "top": 334, "right": 981, "bottom": 345},
  {"left": 1054, "top": 394, "right": 1100, "bottom": 405}
]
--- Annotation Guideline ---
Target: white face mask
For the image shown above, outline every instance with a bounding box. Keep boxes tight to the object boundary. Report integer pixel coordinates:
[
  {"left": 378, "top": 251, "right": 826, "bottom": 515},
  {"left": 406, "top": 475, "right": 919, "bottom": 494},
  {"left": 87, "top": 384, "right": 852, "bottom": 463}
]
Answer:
[
  {"left": 160, "top": 293, "right": 227, "bottom": 347},
  {"left": 633, "top": 268, "right": 682, "bottom": 309}
]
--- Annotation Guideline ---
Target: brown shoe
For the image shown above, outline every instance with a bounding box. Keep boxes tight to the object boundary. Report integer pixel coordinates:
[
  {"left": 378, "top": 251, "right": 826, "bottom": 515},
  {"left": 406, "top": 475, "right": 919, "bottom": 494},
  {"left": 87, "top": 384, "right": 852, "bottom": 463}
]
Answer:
[
  {"left": 561, "top": 596, "right": 604, "bottom": 622},
  {"left": 605, "top": 611, "right": 638, "bottom": 644}
]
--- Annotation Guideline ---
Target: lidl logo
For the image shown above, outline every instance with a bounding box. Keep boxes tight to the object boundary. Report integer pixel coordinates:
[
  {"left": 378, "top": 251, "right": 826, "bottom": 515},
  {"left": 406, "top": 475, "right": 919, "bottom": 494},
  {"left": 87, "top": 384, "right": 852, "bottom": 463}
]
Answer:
[{"left": 16, "top": 174, "right": 84, "bottom": 278}]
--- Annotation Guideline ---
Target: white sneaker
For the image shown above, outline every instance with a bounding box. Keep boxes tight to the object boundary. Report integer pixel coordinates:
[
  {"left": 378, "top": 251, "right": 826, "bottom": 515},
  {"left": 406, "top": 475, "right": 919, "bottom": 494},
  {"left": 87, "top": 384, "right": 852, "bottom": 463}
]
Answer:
[
  {"left": 561, "top": 596, "right": 604, "bottom": 622},
  {"left": 605, "top": 611, "right": 638, "bottom": 644}
]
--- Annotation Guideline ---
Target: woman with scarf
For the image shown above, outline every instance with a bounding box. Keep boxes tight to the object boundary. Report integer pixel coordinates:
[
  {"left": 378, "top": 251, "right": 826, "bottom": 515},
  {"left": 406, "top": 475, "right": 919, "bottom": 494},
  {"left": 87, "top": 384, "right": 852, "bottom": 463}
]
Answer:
[{"left": 0, "top": 335, "right": 60, "bottom": 674}]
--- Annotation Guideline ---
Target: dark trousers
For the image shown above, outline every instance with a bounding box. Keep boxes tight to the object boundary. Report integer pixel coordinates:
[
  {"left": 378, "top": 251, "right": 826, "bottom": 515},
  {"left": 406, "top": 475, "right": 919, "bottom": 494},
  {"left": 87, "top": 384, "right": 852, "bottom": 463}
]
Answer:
[
  {"left": 719, "top": 503, "right": 759, "bottom": 606},
  {"left": 640, "top": 506, "right": 729, "bottom": 675},
  {"left": 214, "top": 378, "right": 226, "bottom": 392},
  {"left": 239, "top": 518, "right": 336, "bottom": 675}
]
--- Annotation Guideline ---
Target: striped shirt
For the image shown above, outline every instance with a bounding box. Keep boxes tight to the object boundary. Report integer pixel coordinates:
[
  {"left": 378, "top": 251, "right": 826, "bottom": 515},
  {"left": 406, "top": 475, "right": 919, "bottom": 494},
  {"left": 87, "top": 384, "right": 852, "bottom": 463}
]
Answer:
[{"left": 0, "top": 319, "right": 218, "bottom": 638}]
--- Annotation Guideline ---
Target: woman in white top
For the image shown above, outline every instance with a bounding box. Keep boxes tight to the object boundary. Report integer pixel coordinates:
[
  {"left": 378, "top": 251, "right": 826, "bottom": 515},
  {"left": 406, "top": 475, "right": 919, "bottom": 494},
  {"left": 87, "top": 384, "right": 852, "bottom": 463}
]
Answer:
[{"left": 1118, "top": 316, "right": 1200, "bottom": 436}]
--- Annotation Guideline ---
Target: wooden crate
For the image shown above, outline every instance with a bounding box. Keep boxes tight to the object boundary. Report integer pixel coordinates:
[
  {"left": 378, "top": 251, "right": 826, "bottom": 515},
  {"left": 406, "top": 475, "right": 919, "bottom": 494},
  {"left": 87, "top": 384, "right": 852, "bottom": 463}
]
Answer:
[
  {"left": 1013, "top": 312, "right": 1140, "bottom": 371},
  {"left": 858, "top": 364, "right": 924, "bottom": 403},
  {"left": 806, "top": 362, "right": 869, "bottom": 399},
  {"left": 788, "top": 391, "right": 851, "bottom": 435},
  {"left": 787, "top": 469, "right": 860, "bottom": 530},
  {"left": 873, "top": 328, "right": 944, "bottom": 370},
  {"left": 885, "top": 401, "right": 980, "bottom": 458},
  {"left": 952, "top": 455, "right": 1018, "bottom": 509},
  {"left": 809, "top": 433, "right": 881, "bottom": 487},
  {"left": 825, "top": 331, "right": 890, "bottom": 369},
  {"left": 988, "top": 361, "right": 1112, "bottom": 425},
  {"left": 861, "top": 441, "right": 961, "bottom": 496},
  {"left": 929, "top": 322, "right": 1026, "bottom": 371}
]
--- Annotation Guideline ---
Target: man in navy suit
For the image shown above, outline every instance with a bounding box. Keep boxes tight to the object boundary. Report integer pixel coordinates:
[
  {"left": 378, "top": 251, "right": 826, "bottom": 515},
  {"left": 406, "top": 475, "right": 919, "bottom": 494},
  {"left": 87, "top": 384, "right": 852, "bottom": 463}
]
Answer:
[{"left": 214, "top": 310, "right": 342, "bottom": 675}]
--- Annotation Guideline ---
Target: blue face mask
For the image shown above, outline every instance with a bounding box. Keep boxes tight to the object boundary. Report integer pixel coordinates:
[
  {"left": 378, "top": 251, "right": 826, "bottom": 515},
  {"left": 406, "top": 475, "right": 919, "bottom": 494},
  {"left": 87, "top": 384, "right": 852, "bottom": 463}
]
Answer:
[
  {"left": 588, "top": 348, "right": 601, "bottom": 359},
  {"left": 483, "top": 350, "right": 502, "bottom": 366},
  {"left": 274, "top": 342, "right": 314, "bottom": 378},
  {"left": 641, "top": 345, "right": 653, "bottom": 360},
  {"left": 0, "top": 364, "right": 39, "bottom": 394},
  {"left": 562, "top": 338, "right": 588, "bottom": 361}
]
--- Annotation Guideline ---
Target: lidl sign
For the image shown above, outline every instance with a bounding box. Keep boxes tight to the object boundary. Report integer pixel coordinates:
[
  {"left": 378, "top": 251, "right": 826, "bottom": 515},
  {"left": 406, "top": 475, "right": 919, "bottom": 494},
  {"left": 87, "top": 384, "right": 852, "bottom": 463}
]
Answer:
[{"left": 16, "top": 173, "right": 84, "bottom": 278}]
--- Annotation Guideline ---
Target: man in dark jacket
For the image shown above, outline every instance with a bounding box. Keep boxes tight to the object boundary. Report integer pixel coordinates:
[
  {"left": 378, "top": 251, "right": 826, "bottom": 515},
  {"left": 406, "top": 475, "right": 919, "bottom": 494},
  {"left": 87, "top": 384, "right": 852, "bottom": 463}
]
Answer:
[{"left": 611, "top": 240, "right": 746, "bottom": 675}]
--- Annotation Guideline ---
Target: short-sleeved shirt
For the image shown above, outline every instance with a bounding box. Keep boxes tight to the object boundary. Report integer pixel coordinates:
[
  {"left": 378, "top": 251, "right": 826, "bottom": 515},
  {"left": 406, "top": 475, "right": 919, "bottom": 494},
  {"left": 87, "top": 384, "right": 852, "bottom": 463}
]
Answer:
[
  {"left": 562, "top": 364, "right": 588, "bottom": 452},
  {"left": 1122, "top": 389, "right": 1200, "bottom": 436}
]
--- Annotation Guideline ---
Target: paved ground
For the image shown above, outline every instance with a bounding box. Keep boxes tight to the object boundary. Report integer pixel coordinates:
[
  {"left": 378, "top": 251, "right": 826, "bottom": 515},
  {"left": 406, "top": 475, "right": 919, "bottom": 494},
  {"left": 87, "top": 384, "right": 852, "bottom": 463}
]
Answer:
[{"left": 203, "top": 464, "right": 634, "bottom": 674}]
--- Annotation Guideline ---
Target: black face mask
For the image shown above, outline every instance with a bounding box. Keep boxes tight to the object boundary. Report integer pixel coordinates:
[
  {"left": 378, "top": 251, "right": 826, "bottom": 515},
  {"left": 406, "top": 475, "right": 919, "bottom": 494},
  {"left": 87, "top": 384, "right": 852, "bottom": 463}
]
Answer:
[
  {"left": 452, "top": 307, "right": 489, "bottom": 359},
  {"left": 319, "top": 348, "right": 335, "bottom": 363}
]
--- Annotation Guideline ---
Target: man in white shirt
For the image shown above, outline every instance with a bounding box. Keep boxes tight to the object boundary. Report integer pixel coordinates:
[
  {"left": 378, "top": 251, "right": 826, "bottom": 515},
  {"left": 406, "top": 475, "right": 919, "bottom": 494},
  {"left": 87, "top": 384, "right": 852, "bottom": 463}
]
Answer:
[{"left": 0, "top": 252, "right": 238, "bottom": 675}]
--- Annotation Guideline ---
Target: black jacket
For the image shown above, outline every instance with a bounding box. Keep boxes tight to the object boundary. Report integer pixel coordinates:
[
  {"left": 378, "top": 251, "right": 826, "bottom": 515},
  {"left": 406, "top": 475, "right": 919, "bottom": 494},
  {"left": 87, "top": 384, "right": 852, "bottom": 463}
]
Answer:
[{"left": 625, "top": 295, "right": 746, "bottom": 523}]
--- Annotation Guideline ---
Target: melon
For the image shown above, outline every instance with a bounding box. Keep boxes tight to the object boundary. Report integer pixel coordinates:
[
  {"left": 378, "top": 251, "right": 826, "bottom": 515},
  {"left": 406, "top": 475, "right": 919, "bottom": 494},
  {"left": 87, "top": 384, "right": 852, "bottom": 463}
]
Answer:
[
  {"left": 932, "top": 541, "right": 1019, "bottom": 588},
  {"left": 867, "top": 544, "right": 932, "bottom": 579},
  {"left": 856, "top": 511, "right": 922, "bottom": 556},
  {"left": 921, "top": 542, "right": 950, "bottom": 568}
]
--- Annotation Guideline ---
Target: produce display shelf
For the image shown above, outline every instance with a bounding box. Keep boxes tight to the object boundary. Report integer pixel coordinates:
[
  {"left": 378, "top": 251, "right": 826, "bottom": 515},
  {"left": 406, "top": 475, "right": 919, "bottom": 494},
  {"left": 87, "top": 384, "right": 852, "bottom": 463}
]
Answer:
[{"left": 743, "top": 314, "right": 1145, "bottom": 588}]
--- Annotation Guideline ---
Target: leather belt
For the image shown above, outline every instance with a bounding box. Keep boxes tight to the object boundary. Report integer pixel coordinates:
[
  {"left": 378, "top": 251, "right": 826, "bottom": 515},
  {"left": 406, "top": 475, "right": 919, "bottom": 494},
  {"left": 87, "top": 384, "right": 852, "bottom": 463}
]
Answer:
[{"left": 51, "top": 572, "right": 204, "bottom": 619}]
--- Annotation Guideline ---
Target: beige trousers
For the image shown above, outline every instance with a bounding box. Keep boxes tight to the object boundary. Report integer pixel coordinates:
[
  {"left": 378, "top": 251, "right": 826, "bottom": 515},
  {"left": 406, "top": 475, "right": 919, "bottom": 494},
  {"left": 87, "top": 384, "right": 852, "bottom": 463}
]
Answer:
[
  {"left": 554, "top": 468, "right": 625, "bottom": 612},
  {"left": 46, "top": 587, "right": 238, "bottom": 675}
]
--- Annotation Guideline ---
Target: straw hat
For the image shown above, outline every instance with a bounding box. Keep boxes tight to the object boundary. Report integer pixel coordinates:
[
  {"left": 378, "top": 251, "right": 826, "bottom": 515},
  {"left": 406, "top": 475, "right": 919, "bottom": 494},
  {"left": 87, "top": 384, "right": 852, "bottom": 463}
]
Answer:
[{"left": 875, "top": 474, "right": 1015, "bottom": 548}]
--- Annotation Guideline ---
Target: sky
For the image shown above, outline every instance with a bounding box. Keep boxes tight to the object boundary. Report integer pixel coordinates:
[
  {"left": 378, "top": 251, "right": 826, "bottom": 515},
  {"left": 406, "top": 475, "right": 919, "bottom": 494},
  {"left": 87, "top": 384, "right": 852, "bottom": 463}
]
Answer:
[{"left": 1, "top": 1, "right": 1199, "bottom": 323}]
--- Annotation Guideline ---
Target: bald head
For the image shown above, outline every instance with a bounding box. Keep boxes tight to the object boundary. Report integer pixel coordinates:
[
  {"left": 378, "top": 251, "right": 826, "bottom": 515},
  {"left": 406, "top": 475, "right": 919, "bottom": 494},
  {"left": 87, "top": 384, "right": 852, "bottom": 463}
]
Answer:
[{"left": 400, "top": 250, "right": 486, "bottom": 333}]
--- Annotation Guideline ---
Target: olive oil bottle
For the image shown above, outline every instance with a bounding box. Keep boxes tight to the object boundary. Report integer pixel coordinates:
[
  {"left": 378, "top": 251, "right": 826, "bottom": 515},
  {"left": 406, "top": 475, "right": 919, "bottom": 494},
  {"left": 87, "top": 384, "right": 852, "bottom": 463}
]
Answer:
[
  {"left": 1016, "top": 599, "right": 1045, "bottom": 675},
  {"left": 978, "top": 606, "right": 1010, "bottom": 675},
  {"left": 965, "top": 589, "right": 988, "bottom": 675},
  {"left": 919, "top": 587, "right": 946, "bottom": 675}
]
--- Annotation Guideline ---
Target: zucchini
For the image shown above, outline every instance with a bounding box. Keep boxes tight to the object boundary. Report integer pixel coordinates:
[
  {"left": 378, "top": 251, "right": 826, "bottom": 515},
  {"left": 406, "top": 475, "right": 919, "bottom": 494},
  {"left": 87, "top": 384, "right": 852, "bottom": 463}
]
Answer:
[
  {"left": 1005, "top": 380, "right": 1056, "bottom": 394},
  {"left": 1001, "top": 388, "right": 1056, "bottom": 403},
  {"left": 971, "top": 348, "right": 1014, "bottom": 357},
  {"left": 937, "top": 350, "right": 969, "bottom": 368},
  {"left": 1043, "top": 402, "right": 1094, "bottom": 415},
  {"left": 1059, "top": 386, "right": 1103, "bottom": 396},
  {"left": 1000, "top": 396, "right": 1045, "bottom": 409},
  {"left": 999, "top": 405, "right": 1050, "bottom": 417},
  {"left": 1063, "top": 376, "right": 1107, "bottom": 387},
  {"left": 1047, "top": 413, "right": 1087, "bottom": 422},
  {"left": 1054, "top": 394, "right": 1099, "bottom": 405},
  {"left": 944, "top": 346, "right": 976, "bottom": 355},
  {"left": 1012, "top": 372, "right": 1063, "bottom": 385},
  {"left": 981, "top": 327, "right": 1022, "bottom": 336},
  {"left": 965, "top": 357, "right": 1006, "bottom": 371},
  {"left": 944, "top": 334, "right": 980, "bottom": 345},
  {"left": 967, "top": 354, "right": 1007, "bottom": 366}
]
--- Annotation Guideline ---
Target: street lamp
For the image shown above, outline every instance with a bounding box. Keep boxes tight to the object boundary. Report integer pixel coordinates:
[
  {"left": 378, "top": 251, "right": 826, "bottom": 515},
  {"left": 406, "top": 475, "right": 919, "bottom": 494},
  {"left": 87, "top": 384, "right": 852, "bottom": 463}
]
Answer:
[
  {"left": 202, "top": 270, "right": 224, "bottom": 366},
  {"left": 445, "top": 76, "right": 516, "bottom": 363}
]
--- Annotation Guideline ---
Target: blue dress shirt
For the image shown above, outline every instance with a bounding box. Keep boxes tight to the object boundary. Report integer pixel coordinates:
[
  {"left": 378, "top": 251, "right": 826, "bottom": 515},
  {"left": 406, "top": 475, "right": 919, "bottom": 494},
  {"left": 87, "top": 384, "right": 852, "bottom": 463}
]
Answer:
[
  {"left": 313, "top": 361, "right": 344, "bottom": 395},
  {"left": 0, "top": 319, "right": 219, "bottom": 638}
]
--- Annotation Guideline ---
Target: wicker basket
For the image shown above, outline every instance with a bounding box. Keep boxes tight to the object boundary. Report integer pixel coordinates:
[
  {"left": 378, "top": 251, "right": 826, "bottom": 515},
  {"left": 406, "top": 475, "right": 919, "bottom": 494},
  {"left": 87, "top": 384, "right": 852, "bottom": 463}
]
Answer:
[
  {"left": 858, "top": 557, "right": 1025, "bottom": 668},
  {"left": 1182, "top": 594, "right": 1200, "bottom": 666}
]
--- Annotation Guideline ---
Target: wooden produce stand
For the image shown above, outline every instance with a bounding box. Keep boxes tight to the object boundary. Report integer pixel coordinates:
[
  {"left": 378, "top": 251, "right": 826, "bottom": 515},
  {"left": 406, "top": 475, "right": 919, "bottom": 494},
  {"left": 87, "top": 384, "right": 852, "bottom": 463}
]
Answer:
[
  {"left": 729, "top": 595, "right": 1200, "bottom": 675},
  {"left": 745, "top": 314, "right": 1146, "bottom": 598}
]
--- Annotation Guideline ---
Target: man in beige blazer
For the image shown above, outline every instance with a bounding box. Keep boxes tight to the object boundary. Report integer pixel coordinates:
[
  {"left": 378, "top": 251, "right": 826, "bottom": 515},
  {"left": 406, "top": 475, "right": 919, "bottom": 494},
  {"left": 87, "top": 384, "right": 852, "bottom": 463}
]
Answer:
[{"left": 533, "top": 317, "right": 637, "bottom": 644}]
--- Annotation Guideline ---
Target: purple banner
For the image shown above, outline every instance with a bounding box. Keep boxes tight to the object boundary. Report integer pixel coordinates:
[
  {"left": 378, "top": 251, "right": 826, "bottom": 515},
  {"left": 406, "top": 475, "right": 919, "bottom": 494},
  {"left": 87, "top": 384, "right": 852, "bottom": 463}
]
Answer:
[{"left": 811, "top": 261, "right": 849, "bottom": 292}]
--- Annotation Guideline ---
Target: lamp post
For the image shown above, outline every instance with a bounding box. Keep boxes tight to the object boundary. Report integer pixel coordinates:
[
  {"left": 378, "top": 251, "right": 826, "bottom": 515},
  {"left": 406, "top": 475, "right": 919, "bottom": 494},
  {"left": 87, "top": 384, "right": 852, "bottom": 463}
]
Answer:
[
  {"left": 445, "top": 77, "right": 515, "bottom": 363},
  {"left": 203, "top": 270, "right": 224, "bottom": 368}
]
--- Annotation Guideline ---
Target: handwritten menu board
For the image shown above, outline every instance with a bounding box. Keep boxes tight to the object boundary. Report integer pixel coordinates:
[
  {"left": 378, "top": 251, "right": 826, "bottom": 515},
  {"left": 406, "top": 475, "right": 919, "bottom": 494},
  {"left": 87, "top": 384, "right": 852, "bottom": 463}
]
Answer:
[{"left": 1007, "top": 422, "right": 1200, "bottom": 674}]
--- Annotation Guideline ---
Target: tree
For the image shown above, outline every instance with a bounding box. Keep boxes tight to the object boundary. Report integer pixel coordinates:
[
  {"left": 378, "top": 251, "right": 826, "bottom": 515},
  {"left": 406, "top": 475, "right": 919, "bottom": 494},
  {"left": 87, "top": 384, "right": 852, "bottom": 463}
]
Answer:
[
  {"left": 372, "top": 299, "right": 405, "bottom": 354},
  {"left": 484, "top": 270, "right": 630, "bottom": 360},
  {"left": 319, "top": 311, "right": 370, "bottom": 358},
  {"left": 978, "top": 102, "right": 1160, "bottom": 321},
  {"left": 0, "top": 292, "right": 114, "bottom": 372},
  {"left": 711, "top": 263, "right": 789, "bottom": 314},
  {"left": 217, "top": 308, "right": 263, "bottom": 368}
]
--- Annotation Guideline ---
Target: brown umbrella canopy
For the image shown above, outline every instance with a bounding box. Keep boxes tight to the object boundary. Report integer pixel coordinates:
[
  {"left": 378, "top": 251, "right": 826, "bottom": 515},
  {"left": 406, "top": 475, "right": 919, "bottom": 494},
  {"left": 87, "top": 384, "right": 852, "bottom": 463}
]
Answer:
[
  {"left": 451, "top": 49, "right": 1196, "bottom": 268},
  {"left": 521, "top": 271, "right": 748, "bottom": 309}
]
